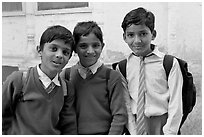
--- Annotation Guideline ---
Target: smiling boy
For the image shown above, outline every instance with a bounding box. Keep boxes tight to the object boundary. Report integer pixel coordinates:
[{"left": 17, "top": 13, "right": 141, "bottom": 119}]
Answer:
[
  {"left": 2, "top": 25, "right": 77, "bottom": 135},
  {"left": 61, "top": 21, "right": 127, "bottom": 135},
  {"left": 114, "top": 7, "right": 183, "bottom": 135}
]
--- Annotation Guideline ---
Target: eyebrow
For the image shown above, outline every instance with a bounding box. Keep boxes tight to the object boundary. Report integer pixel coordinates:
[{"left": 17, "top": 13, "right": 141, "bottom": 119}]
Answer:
[{"left": 50, "top": 43, "right": 71, "bottom": 50}]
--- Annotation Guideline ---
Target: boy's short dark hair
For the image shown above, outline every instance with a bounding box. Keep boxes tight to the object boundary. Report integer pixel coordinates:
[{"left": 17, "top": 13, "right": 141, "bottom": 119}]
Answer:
[
  {"left": 39, "top": 25, "right": 75, "bottom": 52},
  {"left": 73, "top": 21, "right": 103, "bottom": 52},
  {"left": 121, "top": 7, "right": 155, "bottom": 33}
]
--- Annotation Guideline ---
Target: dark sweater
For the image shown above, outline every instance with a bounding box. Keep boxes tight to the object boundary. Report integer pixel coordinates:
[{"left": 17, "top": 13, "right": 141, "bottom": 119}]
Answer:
[
  {"left": 2, "top": 66, "right": 77, "bottom": 135},
  {"left": 68, "top": 64, "right": 127, "bottom": 135}
]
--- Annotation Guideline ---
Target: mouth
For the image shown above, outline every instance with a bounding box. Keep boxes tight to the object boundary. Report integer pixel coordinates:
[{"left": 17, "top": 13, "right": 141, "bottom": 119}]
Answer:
[
  {"left": 133, "top": 46, "right": 142, "bottom": 49},
  {"left": 52, "top": 60, "right": 62, "bottom": 66},
  {"left": 85, "top": 55, "right": 96, "bottom": 59}
]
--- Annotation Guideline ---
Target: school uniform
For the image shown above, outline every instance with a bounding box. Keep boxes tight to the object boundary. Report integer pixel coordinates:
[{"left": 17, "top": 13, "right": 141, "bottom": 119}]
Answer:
[
  {"left": 121, "top": 45, "right": 183, "bottom": 135},
  {"left": 66, "top": 60, "right": 127, "bottom": 135},
  {"left": 2, "top": 65, "right": 77, "bottom": 135}
]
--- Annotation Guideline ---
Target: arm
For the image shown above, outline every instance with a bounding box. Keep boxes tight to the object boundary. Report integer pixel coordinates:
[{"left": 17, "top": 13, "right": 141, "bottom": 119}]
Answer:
[
  {"left": 163, "top": 58, "right": 183, "bottom": 135},
  {"left": 58, "top": 80, "right": 77, "bottom": 135},
  {"left": 2, "top": 71, "right": 22, "bottom": 134},
  {"left": 116, "top": 65, "right": 136, "bottom": 135},
  {"left": 107, "top": 70, "right": 128, "bottom": 135}
]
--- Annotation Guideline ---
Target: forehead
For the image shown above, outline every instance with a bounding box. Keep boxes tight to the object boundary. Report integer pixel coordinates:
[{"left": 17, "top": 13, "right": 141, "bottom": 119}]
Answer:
[
  {"left": 125, "top": 24, "right": 151, "bottom": 33},
  {"left": 78, "top": 33, "right": 101, "bottom": 43},
  {"left": 46, "top": 39, "right": 72, "bottom": 50}
]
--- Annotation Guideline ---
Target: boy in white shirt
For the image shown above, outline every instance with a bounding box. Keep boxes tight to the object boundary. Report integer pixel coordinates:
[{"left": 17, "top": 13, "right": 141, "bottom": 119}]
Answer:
[{"left": 116, "top": 7, "right": 183, "bottom": 135}]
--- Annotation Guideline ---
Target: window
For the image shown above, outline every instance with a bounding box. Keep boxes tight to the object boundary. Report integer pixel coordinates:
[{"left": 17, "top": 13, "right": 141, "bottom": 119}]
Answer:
[
  {"left": 2, "top": 2, "right": 22, "bottom": 12},
  {"left": 37, "top": 2, "right": 88, "bottom": 11},
  {"left": 2, "top": 2, "right": 25, "bottom": 16},
  {"left": 36, "top": 2, "right": 91, "bottom": 15}
]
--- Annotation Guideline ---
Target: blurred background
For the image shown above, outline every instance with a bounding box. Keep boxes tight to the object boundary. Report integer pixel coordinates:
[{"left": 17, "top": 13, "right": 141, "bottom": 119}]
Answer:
[{"left": 1, "top": 2, "right": 202, "bottom": 134}]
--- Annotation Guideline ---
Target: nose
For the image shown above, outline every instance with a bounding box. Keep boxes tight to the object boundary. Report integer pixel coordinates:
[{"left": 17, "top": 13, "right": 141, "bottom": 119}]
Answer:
[
  {"left": 133, "top": 35, "right": 141, "bottom": 43},
  {"left": 56, "top": 50, "right": 63, "bottom": 59},
  {"left": 87, "top": 46, "right": 94, "bottom": 54}
]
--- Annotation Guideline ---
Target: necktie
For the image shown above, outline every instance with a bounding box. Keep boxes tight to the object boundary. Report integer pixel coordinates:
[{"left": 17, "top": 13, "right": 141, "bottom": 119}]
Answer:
[
  {"left": 46, "top": 82, "right": 56, "bottom": 94},
  {"left": 137, "top": 57, "right": 146, "bottom": 135},
  {"left": 86, "top": 68, "right": 93, "bottom": 78}
]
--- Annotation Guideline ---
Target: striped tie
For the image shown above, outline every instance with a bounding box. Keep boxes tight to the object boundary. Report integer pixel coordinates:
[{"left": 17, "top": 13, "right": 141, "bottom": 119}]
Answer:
[
  {"left": 86, "top": 68, "right": 93, "bottom": 78},
  {"left": 137, "top": 57, "right": 146, "bottom": 135},
  {"left": 46, "top": 82, "right": 56, "bottom": 94}
]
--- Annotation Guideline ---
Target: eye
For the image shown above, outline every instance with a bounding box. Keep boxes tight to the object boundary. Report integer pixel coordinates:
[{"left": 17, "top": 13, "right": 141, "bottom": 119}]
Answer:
[
  {"left": 63, "top": 50, "right": 71, "bottom": 56},
  {"left": 139, "top": 32, "right": 148, "bottom": 37},
  {"left": 51, "top": 46, "right": 58, "bottom": 52},
  {"left": 127, "top": 33, "right": 134, "bottom": 38},
  {"left": 78, "top": 44, "right": 88, "bottom": 49},
  {"left": 92, "top": 43, "right": 101, "bottom": 48}
]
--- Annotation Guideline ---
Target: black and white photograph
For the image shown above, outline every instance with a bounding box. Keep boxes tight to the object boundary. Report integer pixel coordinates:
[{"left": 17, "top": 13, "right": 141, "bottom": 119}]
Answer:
[{"left": 2, "top": 1, "right": 202, "bottom": 135}]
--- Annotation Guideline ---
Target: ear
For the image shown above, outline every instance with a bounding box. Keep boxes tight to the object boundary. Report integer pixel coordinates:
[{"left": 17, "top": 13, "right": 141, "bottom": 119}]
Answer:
[
  {"left": 101, "top": 43, "right": 105, "bottom": 49},
  {"left": 36, "top": 46, "right": 42, "bottom": 57},
  {"left": 123, "top": 33, "right": 127, "bottom": 42},
  {"left": 152, "top": 30, "right": 157, "bottom": 40}
]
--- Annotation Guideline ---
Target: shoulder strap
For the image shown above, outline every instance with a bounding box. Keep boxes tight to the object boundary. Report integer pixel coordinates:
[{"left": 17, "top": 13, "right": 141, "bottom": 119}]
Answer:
[
  {"left": 21, "top": 69, "right": 30, "bottom": 93},
  {"left": 106, "top": 68, "right": 111, "bottom": 92},
  {"left": 163, "top": 55, "right": 174, "bottom": 80},
  {"left": 64, "top": 68, "right": 71, "bottom": 80},
  {"left": 118, "top": 59, "right": 127, "bottom": 78},
  {"left": 14, "top": 68, "right": 30, "bottom": 107},
  {"left": 112, "top": 62, "right": 118, "bottom": 70},
  {"left": 61, "top": 78, "right": 68, "bottom": 96}
]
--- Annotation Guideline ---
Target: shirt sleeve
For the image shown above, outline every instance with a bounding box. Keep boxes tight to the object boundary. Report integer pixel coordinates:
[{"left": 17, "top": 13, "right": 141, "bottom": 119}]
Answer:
[
  {"left": 2, "top": 71, "right": 22, "bottom": 134},
  {"left": 58, "top": 80, "right": 77, "bottom": 135},
  {"left": 107, "top": 70, "right": 128, "bottom": 135},
  {"left": 163, "top": 58, "right": 183, "bottom": 135}
]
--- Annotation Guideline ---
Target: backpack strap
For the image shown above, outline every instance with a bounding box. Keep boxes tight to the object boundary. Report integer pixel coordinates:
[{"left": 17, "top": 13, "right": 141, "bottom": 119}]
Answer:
[
  {"left": 13, "top": 69, "right": 30, "bottom": 109},
  {"left": 61, "top": 78, "right": 68, "bottom": 96},
  {"left": 118, "top": 59, "right": 127, "bottom": 78},
  {"left": 112, "top": 59, "right": 127, "bottom": 78},
  {"left": 106, "top": 68, "right": 111, "bottom": 92},
  {"left": 163, "top": 55, "right": 174, "bottom": 80},
  {"left": 112, "top": 62, "right": 118, "bottom": 70},
  {"left": 64, "top": 68, "right": 71, "bottom": 80},
  {"left": 22, "top": 70, "right": 29, "bottom": 91}
]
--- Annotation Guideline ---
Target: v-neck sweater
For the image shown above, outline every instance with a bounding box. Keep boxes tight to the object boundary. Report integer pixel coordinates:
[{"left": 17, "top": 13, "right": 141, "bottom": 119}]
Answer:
[
  {"left": 70, "top": 64, "right": 127, "bottom": 135},
  {"left": 2, "top": 66, "right": 77, "bottom": 135}
]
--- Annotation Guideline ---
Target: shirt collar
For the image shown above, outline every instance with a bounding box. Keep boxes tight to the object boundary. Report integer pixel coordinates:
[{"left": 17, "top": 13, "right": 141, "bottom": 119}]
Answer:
[
  {"left": 77, "top": 60, "right": 103, "bottom": 79},
  {"left": 78, "top": 59, "right": 102, "bottom": 74},
  {"left": 128, "top": 44, "right": 163, "bottom": 60},
  {"left": 37, "top": 64, "right": 61, "bottom": 88}
]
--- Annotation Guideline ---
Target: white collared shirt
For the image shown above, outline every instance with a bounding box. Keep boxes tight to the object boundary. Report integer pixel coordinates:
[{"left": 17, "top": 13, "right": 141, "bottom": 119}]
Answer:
[
  {"left": 37, "top": 65, "right": 60, "bottom": 89},
  {"left": 77, "top": 59, "right": 103, "bottom": 79},
  {"left": 125, "top": 46, "right": 183, "bottom": 134}
]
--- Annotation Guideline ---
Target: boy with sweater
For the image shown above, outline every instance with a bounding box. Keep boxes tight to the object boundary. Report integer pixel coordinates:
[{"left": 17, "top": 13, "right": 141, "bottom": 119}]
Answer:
[
  {"left": 2, "top": 25, "right": 77, "bottom": 135},
  {"left": 60, "top": 21, "right": 128, "bottom": 135},
  {"left": 116, "top": 7, "right": 183, "bottom": 135}
]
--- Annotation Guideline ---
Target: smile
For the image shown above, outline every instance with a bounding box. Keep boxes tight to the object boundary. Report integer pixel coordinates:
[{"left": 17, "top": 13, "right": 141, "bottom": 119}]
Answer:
[{"left": 52, "top": 61, "right": 62, "bottom": 65}]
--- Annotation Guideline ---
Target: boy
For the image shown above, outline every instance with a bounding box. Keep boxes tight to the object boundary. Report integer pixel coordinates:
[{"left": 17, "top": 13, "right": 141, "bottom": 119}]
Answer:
[
  {"left": 60, "top": 21, "right": 127, "bottom": 135},
  {"left": 2, "top": 25, "right": 77, "bottom": 135},
  {"left": 116, "top": 7, "right": 183, "bottom": 135}
]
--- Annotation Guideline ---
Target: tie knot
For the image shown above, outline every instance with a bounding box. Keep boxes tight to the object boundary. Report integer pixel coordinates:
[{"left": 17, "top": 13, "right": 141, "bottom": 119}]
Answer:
[
  {"left": 140, "top": 56, "right": 145, "bottom": 61},
  {"left": 46, "top": 82, "right": 56, "bottom": 94},
  {"left": 86, "top": 68, "right": 93, "bottom": 78}
]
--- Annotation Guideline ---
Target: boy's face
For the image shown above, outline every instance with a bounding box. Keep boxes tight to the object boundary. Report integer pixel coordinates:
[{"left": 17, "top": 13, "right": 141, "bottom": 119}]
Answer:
[
  {"left": 38, "top": 39, "right": 72, "bottom": 79},
  {"left": 76, "top": 33, "right": 104, "bottom": 68},
  {"left": 123, "top": 24, "right": 155, "bottom": 57}
]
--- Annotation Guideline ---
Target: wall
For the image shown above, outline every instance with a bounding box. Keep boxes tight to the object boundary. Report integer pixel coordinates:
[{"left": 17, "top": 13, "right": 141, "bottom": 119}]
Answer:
[{"left": 2, "top": 2, "right": 202, "bottom": 94}]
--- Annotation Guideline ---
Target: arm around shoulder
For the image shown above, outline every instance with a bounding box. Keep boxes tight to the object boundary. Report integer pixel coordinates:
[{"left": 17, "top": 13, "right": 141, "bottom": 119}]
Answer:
[
  {"left": 107, "top": 70, "right": 128, "bottom": 135},
  {"left": 2, "top": 71, "right": 23, "bottom": 134},
  {"left": 58, "top": 80, "right": 77, "bottom": 135}
]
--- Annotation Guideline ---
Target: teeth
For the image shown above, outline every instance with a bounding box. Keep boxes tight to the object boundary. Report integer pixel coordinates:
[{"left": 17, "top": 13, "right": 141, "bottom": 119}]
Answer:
[{"left": 53, "top": 61, "right": 61, "bottom": 65}]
